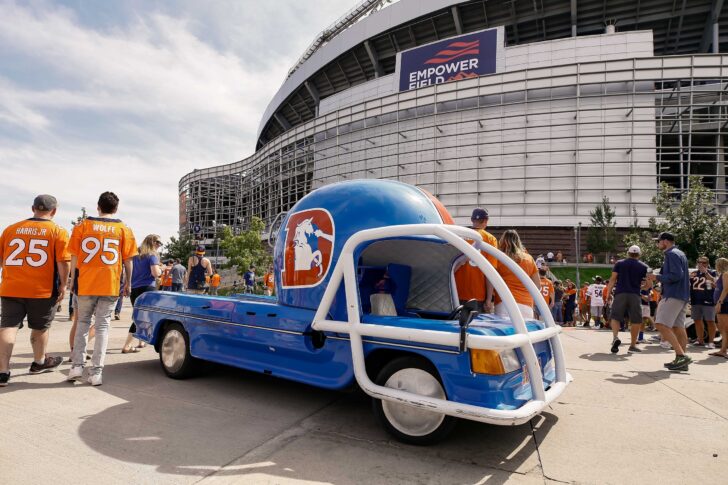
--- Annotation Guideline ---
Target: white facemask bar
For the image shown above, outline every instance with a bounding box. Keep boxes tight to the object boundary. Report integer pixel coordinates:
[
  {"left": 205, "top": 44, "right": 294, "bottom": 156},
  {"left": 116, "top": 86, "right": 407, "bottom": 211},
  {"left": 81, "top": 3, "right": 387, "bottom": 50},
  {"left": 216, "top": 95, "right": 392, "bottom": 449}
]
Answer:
[{"left": 312, "top": 224, "right": 570, "bottom": 426}]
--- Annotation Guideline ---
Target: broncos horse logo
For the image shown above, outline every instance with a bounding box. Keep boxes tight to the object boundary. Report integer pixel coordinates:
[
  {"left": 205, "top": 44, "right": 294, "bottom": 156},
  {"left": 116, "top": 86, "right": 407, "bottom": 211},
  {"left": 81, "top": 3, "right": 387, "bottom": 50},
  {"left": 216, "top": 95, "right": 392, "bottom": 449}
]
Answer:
[{"left": 282, "top": 209, "right": 335, "bottom": 288}]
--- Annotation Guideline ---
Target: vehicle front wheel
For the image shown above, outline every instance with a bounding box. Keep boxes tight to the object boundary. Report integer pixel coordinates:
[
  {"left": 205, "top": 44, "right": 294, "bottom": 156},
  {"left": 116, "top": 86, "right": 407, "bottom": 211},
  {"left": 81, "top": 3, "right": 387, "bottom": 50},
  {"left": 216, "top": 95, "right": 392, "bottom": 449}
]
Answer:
[
  {"left": 159, "top": 323, "right": 200, "bottom": 379},
  {"left": 372, "top": 356, "right": 456, "bottom": 445}
]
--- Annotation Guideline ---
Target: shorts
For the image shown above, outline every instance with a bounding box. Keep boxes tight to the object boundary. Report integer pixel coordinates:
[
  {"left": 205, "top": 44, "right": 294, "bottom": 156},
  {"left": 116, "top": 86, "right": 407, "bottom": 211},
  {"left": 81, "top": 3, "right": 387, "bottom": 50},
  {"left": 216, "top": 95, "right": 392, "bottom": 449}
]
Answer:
[
  {"left": 495, "top": 302, "right": 534, "bottom": 320},
  {"left": 655, "top": 298, "right": 688, "bottom": 328},
  {"left": 691, "top": 304, "right": 716, "bottom": 321},
  {"left": 610, "top": 293, "right": 642, "bottom": 324},
  {"left": 718, "top": 301, "right": 728, "bottom": 315},
  {"left": 0, "top": 296, "right": 57, "bottom": 330},
  {"left": 641, "top": 305, "right": 651, "bottom": 318},
  {"left": 590, "top": 305, "right": 604, "bottom": 318}
]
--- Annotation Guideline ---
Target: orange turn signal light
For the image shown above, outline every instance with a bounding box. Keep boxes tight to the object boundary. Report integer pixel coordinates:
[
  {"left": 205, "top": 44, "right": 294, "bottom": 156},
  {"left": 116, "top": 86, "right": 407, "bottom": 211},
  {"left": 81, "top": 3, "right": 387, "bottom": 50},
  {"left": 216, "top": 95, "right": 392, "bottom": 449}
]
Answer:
[{"left": 470, "top": 349, "right": 506, "bottom": 375}]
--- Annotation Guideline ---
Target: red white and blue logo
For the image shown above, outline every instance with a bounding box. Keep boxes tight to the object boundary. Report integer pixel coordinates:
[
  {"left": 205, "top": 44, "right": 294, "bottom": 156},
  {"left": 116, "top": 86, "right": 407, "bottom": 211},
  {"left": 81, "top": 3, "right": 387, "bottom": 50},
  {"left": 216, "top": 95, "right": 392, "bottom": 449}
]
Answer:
[
  {"left": 280, "top": 208, "right": 335, "bottom": 288},
  {"left": 398, "top": 28, "right": 497, "bottom": 91}
]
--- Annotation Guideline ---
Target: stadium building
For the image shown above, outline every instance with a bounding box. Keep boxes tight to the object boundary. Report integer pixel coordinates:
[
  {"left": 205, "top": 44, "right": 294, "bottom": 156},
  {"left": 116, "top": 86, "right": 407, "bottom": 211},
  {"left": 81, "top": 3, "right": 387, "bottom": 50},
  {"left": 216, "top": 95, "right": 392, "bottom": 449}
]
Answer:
[{"left": 179, "top": 0, "right": 728, "bottom": 259}]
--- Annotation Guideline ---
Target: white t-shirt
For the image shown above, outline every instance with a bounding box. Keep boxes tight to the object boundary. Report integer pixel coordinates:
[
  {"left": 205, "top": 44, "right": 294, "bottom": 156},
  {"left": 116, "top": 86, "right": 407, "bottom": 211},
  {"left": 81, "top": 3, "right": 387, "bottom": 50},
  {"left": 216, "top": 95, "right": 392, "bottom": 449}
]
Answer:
[{"left": 587, "top": 283, "right": 607, "bottom": 306}]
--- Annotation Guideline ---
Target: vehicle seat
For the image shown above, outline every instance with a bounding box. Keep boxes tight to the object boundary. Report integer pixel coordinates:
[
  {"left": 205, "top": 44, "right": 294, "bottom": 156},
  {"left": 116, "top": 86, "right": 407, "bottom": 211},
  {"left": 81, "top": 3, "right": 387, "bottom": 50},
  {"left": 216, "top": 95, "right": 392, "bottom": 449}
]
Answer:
[{"left": 359, "top": 263, "right": 411, "bottom": 316}]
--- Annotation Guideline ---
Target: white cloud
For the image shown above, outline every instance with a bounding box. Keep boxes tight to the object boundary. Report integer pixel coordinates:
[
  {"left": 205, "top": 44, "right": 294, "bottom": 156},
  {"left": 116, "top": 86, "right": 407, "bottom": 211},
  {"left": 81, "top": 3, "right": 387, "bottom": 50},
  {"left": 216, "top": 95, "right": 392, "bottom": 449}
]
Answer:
[{"left": 0, "top": 0, "right": 345, "bottom": 242}]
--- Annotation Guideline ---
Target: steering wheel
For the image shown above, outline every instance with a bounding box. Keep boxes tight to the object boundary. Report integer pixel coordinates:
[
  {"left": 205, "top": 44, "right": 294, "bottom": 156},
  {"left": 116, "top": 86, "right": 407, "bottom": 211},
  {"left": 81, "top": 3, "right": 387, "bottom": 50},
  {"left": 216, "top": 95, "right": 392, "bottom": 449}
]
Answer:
[{"left": 447, "top": 304, "right": 464, "bottom": 321}]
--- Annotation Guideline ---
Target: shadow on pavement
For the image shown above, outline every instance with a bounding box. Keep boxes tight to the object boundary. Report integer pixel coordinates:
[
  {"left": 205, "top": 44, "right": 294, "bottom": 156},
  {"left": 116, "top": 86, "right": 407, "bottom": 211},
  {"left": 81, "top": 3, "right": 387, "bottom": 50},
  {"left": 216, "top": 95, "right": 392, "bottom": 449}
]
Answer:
[
  {"left": 49, "top": 357, "right": 557, "bottom": 482},
  {"left": 578, "top": 352, "right": 629, "bottom": 362}
]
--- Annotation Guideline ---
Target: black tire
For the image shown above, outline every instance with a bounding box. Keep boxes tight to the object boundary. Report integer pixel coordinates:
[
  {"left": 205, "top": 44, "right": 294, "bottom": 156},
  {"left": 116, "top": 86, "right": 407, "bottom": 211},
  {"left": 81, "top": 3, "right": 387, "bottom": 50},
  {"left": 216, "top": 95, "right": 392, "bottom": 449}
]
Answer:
[
  {"left": 371, "top": 356, "right": 457, "bottom": 445},
  {"left": 159, "top": 323, "right": 200, "bottom": 379}
]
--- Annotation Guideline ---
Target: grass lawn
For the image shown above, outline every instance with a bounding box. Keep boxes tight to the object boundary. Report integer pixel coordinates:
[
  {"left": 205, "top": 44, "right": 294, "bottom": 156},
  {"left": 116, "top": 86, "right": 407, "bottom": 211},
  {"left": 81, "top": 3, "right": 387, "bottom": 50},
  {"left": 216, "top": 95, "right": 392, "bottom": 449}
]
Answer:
[{"left": 549, "top": 266, "right": 612, "bottom": 284}]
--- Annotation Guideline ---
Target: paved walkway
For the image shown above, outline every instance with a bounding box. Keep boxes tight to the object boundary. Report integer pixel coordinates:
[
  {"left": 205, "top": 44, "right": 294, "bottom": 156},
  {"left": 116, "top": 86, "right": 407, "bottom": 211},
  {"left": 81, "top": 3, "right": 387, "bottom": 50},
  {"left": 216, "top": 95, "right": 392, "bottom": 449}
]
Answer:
[{"left": 1, "top": 303, "right": 726, "bottom": 484}]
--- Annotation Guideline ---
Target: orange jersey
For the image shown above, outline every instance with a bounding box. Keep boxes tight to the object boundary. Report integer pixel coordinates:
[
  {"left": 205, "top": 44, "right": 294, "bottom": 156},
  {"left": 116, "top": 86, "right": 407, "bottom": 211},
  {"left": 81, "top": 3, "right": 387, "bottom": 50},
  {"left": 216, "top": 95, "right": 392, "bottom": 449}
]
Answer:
[
  {"left": 579, "top": 287, "right": 588, "bottom": 304},
  {"left": 454, "top": 229, "right": 498, "bottom": 301},
  {"left": 69, "top": 217, "right": 137, "bottom": 296},
  {"left": 494, "top": 253, "right": 538, "bottom": 307},
  {"left": 264, "top": 272, "right": 275, "bottom": 289},
  {"left": 539, "top": 277, "right": 554, "bottom": 305},
  {"left": 0, "top": 218, "right": 71, "bottom": 298},
  {"left": 211, "top": 274, "right": 221, "bottom": 287},
  {"left": 161, "top": 269, "right": 173, "bottom": 287}
]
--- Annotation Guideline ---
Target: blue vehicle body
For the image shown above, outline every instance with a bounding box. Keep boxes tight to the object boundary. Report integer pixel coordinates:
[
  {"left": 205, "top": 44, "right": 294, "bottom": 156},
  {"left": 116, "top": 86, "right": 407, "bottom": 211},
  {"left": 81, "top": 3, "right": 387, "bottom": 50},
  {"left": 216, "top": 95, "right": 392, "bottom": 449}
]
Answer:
[{"left": 133, "top": 180, "right": 567, "bottom": 431}]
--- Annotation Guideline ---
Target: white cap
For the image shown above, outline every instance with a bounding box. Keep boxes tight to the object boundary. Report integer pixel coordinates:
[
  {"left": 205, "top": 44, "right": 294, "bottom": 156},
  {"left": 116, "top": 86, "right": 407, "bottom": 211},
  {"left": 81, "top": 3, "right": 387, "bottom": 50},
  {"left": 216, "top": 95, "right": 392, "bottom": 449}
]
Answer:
[
  {"left": 628, "top": 245, "right": 641, "bottom": 254},
  {"left": 547, "top": 252, "right": 554, "bottom": 258}
]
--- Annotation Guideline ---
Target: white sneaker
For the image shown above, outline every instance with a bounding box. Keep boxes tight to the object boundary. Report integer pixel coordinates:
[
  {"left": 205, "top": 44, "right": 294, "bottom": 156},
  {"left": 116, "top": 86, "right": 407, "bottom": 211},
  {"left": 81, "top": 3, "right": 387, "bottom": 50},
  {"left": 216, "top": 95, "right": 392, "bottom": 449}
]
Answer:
[
  {"left": 660, "top": 341, "right": 672, "bottom": 349},
  {"left": 706, "top": 343, "right": 716, "bottom": 349},
  {"left": 67, "top": 366, "right": 84, "bottom": 382},
  {"left": 87, "top": 373, "right": 102, "bottom": 386}
]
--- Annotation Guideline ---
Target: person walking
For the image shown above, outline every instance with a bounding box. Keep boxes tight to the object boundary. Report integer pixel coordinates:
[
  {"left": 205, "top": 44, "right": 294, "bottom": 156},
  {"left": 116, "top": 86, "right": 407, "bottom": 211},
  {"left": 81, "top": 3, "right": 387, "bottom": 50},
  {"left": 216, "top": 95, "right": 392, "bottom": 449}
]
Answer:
[
  {"left": 170, "top": 258, "right": 186, "bottom": 292},
  {"left": 689, "top": 256, "right": 718, "bottom": 348},
  {"left": 587, "top": 276, "right": 607, "bottom": 329},
  {"left": 263, "top": 266, "right": 275, "bottom": 296},
  {"left": 454, "top": 208, "right": 498, "bottom": 312},
  {"left": 122, "top": 234, "right": 162, "bottom": 354},
  {"left": 647, "top": 232, "right": 691, "bottom": 371},
  {"left": 552, "top": 281, "right": 564, "bottom": 324},
  {"left": 67, "top": 192, "right": 137, "bottom": 386},
  {"left": 186, "top": 245, "right": 212, "bottom": 294},
  {"left": 244, "top": 265, "right": 256, "bottom": 293},
  {"left": 0, "top": 195, "right": 70, "bottom": 386},
  {"left": 563, "top": 282, "right": 577, "bottom": 326},
  {"left": 709, "top": 258, "right": 728, "bottom": 358},
  {"left": 493, "top": 229, "right": 540, "bottom": 319},
  {"left": 604, "top": 245, "right": 648, "bottom": 353},
  {"left": 210, "top": 270, "right": 221, "bottom": 295},
  {"left": 578, "top": 282, "right": 590, "bottom": 326},
  {"left": 538, "top": 268, "right": 555, "bottom": 320}
]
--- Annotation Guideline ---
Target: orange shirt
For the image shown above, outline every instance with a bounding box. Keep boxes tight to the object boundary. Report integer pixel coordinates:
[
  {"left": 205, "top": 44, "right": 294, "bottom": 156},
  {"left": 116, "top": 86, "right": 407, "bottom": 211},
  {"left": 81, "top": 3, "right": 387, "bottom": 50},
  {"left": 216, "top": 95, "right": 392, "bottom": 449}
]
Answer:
[
  {"left": 211, "top": 274, "right": 221, "bottom": 287},
  {"left": 539, "top": 277, "right": 554, "bottom": 305},
  {"left": 161, "top": 269, "right": 173, "bottom": 287},
  {"left": 454, "top": 228, "right": 498, "bottom": 302},
  {"left": 0, "top": 218, "right": 71, "bottom": 298},
  {"left": 579, "top": 287, "right": 588, "bottom": 304},
  {"left": 494, "top": 253, "right": 538, "bottom": 307},
  {"left": 69, "top": 217, "right": 137, "bottom": 296},
  {"left": 564, "top": 288, "right": 577, "bottom": 301},
  {"left": 651, "top": 290, "right": 661, "bottom": 302},
  {"left": 264, "top": 272, "right": 275, "bottom": 289}
]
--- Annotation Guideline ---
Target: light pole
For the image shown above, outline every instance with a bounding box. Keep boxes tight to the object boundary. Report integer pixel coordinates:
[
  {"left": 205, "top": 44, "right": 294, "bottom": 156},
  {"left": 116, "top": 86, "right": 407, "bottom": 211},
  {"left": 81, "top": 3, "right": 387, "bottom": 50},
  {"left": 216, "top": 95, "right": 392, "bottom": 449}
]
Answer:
[{"left": 574, "top": 222, "right": 582, "bottom": 289}]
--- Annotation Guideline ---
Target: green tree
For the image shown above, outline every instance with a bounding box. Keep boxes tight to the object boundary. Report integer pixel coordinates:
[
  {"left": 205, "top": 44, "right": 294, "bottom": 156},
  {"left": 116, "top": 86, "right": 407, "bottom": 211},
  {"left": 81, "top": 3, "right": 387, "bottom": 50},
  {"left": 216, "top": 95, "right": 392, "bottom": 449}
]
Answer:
[
  {"left": 162, "top": 232, "right": 194, "bottom": 261},
  {"left": 622, "top": 176, "right": 728, "bottom": 267},
  {"left": 586, "top": 196, "right": 619, "bottom": 263},
  {"left": 220, "top": 216, "right": 272, "bottom": 276},
  {"left": 652, "top": 176, "right": 728, "bottom": 264}
]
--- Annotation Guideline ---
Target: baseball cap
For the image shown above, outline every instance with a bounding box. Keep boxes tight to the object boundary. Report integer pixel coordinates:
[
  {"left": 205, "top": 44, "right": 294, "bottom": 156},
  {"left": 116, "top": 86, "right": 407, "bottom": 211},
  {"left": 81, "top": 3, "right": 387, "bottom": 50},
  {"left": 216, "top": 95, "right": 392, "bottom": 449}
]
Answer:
[
  {"left": 655, "top": 232, "right": 675, "bottom": 242},
  {"left": 627, "top": 245, "right": 641, "bottom": 254},
  {"left": 471, "top": 208, "right": 488, "bottom": 220},
  {"left": 195, "top": 245, "right": 205, "bottom": 254},
  {"left": 32, "top": 194, "right": 57, "bottom": 212}
]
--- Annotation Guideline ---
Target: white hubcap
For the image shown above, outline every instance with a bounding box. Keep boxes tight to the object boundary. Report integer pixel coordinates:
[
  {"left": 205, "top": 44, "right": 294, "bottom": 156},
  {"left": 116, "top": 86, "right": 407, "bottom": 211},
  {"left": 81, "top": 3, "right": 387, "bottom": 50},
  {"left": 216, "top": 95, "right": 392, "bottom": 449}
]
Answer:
[
  {"left": 161, "top": 329, "right": 186, "bottom": 373},
  {"left": 381, "top": 368, "right": 446, "bottom": 437}
]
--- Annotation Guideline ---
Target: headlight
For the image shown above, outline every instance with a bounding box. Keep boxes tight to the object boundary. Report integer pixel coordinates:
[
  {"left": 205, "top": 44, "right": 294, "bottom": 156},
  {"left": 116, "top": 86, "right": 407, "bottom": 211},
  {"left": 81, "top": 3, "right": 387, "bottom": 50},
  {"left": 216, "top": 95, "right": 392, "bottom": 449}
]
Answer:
[{"left": 470, "top": 349, "right": 521, "bottom": 374}]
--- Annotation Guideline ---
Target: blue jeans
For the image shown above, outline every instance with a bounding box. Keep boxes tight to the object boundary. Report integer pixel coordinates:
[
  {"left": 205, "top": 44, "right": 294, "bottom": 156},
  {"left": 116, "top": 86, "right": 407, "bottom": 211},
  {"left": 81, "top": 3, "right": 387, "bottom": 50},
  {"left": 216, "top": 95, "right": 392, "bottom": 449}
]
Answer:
[
  {"left": 171, "top": 283, "right": 183, "bottom": 292},
  {"left": 552, "top": 301, "right": 563, "bottom": 323}
]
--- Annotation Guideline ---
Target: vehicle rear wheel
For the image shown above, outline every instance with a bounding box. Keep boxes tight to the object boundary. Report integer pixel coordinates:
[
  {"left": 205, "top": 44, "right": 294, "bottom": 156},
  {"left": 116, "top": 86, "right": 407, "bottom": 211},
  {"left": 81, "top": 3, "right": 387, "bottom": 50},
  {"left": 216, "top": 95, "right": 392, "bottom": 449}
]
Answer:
[
  {"left": 372, "top": 356, "right": 456, "bottom": 445},
  {"left": 159, "top": 323, "right": 199, "bottom": 379}
]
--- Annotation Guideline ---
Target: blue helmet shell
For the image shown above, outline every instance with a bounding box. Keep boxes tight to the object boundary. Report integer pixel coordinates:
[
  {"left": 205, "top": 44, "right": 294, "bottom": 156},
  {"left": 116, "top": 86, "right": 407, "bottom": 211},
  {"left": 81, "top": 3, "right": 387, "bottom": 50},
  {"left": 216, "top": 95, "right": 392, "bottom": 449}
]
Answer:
[{"left": 274, "top": 180, "right": 447, "bottom": 312}]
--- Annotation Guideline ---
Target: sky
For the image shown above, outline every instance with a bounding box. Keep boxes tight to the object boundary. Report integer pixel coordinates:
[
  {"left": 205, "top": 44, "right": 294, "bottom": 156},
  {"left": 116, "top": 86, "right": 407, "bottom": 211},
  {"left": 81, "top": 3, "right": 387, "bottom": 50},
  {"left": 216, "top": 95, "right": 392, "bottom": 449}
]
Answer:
[{"left": 0, "top": 0, "right": 346, "bottom": 243}]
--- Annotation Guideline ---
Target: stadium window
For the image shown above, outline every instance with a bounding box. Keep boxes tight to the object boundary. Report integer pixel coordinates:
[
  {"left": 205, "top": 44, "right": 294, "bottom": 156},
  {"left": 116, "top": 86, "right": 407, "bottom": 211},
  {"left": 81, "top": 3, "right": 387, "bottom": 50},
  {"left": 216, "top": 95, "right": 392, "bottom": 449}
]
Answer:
[
  {"left": 365, "top": 115, "right": 381, "bottom": 127},
  {"left": 380, "top": 112, "right": 397, "bottom": 124},
  {"left": 349, "top": 119, "right": 365, "bottom": 132},
  {"left": 526, "top": 88, "right": 551, "bottom": 101},
  {"left": 479, "top": 94, "right": 502, "bottom": 106},
  {"left": 398, "top": 107, "right": 416, "bottom": 120},
  {"left": 325, "top": 127, "right": 338, "bottom": 139},
  {"left": 416, "top": 104, "right": 435, "bottom": 116},
  {"left": 503, "top": 91, "right": 525, "bottom": 104},
  {"left": 436, "top": 100, "right": 458, "bottom": 113},
  {"left": 339, "top": 122, "right": 351, "bottom": 135},
  {"left": 457, "top": 97, "right": 478, "bottom": 110}
]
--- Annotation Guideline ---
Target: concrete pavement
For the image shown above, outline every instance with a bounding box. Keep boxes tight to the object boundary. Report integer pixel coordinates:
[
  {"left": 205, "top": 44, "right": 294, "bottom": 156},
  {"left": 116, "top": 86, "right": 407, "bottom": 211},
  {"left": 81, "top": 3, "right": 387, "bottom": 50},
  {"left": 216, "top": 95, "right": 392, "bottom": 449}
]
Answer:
[{"left": 1, "top": 302, "right": 727, "bottom": 484}]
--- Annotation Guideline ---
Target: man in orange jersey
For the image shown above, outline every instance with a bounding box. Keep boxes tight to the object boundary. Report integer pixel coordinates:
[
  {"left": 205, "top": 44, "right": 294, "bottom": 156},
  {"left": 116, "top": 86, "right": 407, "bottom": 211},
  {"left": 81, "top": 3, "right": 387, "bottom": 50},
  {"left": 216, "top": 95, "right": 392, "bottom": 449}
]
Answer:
[
  {"left": 67, "top": 192, "right": 137, "bottom": 386},
  {"left": 0, "top": 195, "right": 70, "bottom": 386},
  {"left": 210, "top": 270, "right": 221, "bottom": 295},
  {"left": 454, "top": 208, "right": 498, "bottom": 312},
  {"left": 578, "top": 282, "right": 591, "bottom": 326},
  {"left": 537, "top": 268, "right": 555, "bottom": 320}
]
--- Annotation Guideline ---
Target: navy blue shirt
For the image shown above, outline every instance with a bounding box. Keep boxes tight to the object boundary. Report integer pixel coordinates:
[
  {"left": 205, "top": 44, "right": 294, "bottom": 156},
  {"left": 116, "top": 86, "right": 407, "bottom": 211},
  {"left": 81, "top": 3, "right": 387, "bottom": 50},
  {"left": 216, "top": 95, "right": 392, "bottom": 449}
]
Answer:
[
  {"left": 613, "top": 258, "right": 648, "bottom": 295},
  {"left": 690, "top": 270, "right": 716, "bottom": 306},
  {"left": 658, "top": 246, "right": 689, "bottom": 301},
  {"left": 244, "top": 270, "right": 255, "bottom": 287}
]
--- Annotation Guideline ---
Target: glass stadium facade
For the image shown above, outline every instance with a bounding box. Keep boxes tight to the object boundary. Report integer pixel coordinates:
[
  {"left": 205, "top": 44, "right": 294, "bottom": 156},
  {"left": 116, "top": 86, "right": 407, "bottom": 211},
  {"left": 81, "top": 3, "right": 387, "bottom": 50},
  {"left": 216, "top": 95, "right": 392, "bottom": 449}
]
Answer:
[{"left": 179, "top": 0, "right": 727, "bottom": 257}]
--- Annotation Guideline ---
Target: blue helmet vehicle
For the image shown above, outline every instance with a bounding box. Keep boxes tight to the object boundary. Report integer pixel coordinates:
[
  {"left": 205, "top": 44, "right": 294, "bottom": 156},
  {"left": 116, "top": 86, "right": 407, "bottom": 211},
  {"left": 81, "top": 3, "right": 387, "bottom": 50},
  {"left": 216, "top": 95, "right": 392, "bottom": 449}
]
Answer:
[{"left": 133, "top": 180, "right": 570, "bottom": 445}]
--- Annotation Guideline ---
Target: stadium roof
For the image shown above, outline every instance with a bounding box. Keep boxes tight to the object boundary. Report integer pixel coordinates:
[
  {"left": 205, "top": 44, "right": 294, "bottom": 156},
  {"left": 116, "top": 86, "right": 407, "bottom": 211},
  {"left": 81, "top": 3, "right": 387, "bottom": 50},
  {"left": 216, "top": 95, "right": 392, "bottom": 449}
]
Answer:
[{"left": 257, "top": 0, "right": 727, "bottom": 149}]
